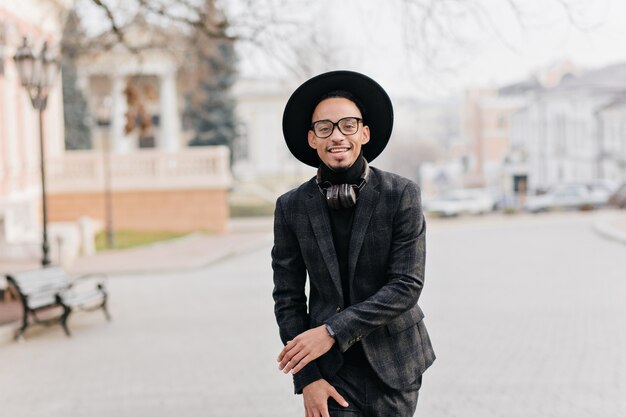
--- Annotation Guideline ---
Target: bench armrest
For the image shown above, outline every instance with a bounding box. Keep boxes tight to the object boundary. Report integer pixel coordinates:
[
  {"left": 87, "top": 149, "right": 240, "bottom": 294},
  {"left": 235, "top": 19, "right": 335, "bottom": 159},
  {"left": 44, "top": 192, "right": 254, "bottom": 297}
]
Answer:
[{"left": 68, "top": 273, "right": 108, "bottom": 291}]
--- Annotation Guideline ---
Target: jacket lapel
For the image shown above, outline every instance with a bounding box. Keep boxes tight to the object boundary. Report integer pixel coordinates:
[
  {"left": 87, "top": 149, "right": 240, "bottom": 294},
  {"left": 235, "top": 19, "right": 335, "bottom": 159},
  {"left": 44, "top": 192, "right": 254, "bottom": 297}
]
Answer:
[
  {"left": 306, "top": 182, "right": 343, "bottom": 298},
  {"left": 348, "top": 170, "right": 380, "bottom": 288}
]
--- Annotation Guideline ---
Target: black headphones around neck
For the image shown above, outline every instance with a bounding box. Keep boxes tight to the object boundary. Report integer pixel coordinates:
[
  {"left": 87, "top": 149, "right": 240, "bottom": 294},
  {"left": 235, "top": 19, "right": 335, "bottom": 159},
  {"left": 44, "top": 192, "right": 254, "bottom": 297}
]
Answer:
[{"left": 316, "top": 160, "right": 370, "bottom": 210}]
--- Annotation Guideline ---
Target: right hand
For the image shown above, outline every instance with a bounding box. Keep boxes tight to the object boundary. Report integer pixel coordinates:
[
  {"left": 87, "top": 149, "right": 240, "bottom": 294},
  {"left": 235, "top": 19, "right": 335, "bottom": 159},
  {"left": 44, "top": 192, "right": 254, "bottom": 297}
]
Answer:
[{"left": 302, "top": 379, "right": 349, "bottom": 417}]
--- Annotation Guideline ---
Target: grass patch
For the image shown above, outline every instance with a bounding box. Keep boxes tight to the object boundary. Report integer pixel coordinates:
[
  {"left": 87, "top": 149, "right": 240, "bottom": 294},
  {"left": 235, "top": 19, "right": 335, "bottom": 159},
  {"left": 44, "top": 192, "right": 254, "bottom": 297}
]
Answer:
[
  {"left": 95, "top": 230, "right": 189, "bottom": 251},
  {"left": 229, "top": 202, "right": 275, "bottom": 217}
]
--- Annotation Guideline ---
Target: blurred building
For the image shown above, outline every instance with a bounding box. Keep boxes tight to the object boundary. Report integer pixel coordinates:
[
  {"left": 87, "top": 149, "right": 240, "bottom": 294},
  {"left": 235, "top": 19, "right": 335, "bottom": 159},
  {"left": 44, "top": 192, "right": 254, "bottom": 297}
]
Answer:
[
  {"left": 511, "top": 62, "right": 626, "bottom": 193},
  {"left": 78, "top": 18, "right": 185, "bottom": 153},
  {"left": 232, "top": 77, "right": 306, "bottom": 179},
  {"left": 1, "top": 9, "right": 233, "bottom": 269},
  {"left": 597, "top": 98, "right": 626, "bottom": 182},
  {"left": 230, "top": 77, "right": 314, "bottom": 204},
  {"left": 463, "top": 88, "right": 528, "bottom": 189},
  {"left": 0, "top": 0, "right": 70, "bottom": 256},
  {"left": 50, "top": 16, "right": 232, "bottom": 235},
  {"left": 438, "top": 60, "right": 582, "bottom": 204},
  {"left": 376, "top": 96, "right": 459, "bottom": 190},
  {"left": 417, "top": 87, "right": 528, "bottom": 200}
]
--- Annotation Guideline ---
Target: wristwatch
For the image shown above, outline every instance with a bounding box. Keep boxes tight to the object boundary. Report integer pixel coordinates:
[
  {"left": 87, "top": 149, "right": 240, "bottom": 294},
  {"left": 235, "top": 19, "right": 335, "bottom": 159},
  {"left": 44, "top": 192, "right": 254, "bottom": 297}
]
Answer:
[{"left": 324, "top": 324, "right": 336, "bottom": 339}]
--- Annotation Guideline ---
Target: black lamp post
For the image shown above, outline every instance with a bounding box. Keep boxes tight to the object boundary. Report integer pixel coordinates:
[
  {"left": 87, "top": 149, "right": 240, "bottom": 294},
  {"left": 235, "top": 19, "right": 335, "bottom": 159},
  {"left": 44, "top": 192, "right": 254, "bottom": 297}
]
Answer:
[{"left": 13, "top": 38, "right": 60, "bottom": 267}]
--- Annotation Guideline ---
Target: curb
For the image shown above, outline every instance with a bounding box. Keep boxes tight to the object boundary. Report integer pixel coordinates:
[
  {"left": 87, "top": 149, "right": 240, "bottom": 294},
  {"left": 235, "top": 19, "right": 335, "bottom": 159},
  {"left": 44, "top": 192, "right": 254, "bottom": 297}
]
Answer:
[
  {"left": 0, "top": 321, "right": 19, "bottom": 347},
  {"left": 592, "top": 219, "right": 626, "bottom": 245},
  {"left": 87, "top": 234, "right": 274, "bottom": 277}
]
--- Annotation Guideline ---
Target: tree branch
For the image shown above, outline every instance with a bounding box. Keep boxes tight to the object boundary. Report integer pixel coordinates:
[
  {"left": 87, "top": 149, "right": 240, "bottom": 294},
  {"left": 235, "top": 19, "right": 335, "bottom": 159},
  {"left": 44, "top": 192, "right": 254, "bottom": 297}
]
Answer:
[{"left": 90, "top": 0, "right": 128, "bottom": 47}]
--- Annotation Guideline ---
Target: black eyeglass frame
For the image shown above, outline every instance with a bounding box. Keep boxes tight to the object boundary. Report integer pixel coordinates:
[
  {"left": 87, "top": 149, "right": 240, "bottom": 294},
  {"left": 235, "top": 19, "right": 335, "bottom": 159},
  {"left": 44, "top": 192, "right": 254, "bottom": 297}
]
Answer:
[{"left": 309, "top": 117, "right": 363, "bottom": 139}]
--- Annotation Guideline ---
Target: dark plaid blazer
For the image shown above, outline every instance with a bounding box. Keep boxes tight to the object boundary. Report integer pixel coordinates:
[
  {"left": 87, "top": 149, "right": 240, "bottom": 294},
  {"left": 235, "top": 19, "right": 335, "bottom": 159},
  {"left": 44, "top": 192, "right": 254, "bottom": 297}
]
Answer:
[{"left": 272, "top": 167, "right": 435, "bottom": 394}]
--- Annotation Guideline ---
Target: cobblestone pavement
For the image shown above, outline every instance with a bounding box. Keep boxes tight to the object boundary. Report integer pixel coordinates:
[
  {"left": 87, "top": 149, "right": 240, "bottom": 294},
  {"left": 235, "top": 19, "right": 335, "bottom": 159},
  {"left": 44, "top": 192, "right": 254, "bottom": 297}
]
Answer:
[
  {"left": 419, "top": 212, "right": 626, "bottom": 417},
  {"left": 0, "top": 211, "right": 625, "bottom": 417}
]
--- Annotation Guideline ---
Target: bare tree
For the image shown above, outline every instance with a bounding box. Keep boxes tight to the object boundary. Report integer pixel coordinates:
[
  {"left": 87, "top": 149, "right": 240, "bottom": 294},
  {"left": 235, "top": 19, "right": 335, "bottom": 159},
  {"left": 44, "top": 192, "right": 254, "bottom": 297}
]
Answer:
[
  {"left": 72, "top": 0, "right": 317, "bottom": 77},
  {"left": 395, "top": 0, "right": 603, "bottom": 75},
  {"left": 70, "top": 0, "right": 602, "bottom": 80}
]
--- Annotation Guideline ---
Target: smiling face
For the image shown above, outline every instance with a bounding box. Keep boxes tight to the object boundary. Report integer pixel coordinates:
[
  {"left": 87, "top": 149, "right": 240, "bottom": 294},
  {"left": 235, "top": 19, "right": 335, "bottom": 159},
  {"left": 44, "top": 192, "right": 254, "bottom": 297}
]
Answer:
[{"left": 308, "top": 97, "right": 370, "bottom": 171}]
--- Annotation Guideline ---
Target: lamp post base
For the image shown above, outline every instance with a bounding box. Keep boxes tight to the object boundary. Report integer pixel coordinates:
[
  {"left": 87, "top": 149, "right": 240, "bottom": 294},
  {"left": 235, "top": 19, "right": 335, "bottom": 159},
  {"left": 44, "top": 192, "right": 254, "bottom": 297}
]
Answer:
[{"left": 41, "top": 241, "right": 51, "bottom": 267}]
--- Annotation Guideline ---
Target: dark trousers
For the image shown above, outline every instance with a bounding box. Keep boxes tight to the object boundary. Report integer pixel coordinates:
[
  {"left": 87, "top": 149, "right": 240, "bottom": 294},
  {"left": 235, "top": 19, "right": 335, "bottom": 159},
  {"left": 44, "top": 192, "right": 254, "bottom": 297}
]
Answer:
[{"left": 327, "top": 362, "right": 421, "bottom": 417}]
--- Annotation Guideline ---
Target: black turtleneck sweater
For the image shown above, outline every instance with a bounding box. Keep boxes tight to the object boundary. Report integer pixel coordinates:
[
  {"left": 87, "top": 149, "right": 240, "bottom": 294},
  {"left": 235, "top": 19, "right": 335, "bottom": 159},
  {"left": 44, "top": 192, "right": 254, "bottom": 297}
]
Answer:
[{"left": 318, "top": 156, "right": 368, "bottom": 366}]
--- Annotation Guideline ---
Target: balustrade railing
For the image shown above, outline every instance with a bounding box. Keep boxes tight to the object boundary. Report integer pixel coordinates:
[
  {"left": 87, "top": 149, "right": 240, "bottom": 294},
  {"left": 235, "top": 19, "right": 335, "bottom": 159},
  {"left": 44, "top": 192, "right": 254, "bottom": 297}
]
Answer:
[{"left": 47, "top": 147, "right": 232, "bottom": 193}]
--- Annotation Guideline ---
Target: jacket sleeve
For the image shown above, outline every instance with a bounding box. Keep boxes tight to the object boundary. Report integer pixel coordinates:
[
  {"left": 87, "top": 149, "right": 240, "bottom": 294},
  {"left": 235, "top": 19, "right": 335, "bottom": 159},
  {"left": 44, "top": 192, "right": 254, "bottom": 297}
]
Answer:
[
  {"left": 271, "top": 196, "right": 322, "bottom": 393},
  {"left": 325, "top": 181, "right": 426, "bottom": 352}
]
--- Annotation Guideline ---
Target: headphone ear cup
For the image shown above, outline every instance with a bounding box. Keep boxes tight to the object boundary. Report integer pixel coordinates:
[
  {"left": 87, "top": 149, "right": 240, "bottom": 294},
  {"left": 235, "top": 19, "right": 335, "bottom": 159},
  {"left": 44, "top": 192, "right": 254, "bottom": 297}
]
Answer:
[
  {"left": 325, "top": 183, "right": 359, "bottom": 209},
  {"left": 348, "top": 186, "right": 357, "bottom": 207},
  {"left": 326, "top": 185, "right": 341, "bottom": 210},
  {"left": 338, "top": 184, "right": 357, "bottom": 208}
]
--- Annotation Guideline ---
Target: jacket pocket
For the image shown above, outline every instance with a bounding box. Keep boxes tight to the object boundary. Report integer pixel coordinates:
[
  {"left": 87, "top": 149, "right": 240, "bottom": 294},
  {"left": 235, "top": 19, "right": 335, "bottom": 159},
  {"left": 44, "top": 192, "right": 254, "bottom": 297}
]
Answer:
[{"left": 386, "top": 305, "right": 425, "bottom": 335}]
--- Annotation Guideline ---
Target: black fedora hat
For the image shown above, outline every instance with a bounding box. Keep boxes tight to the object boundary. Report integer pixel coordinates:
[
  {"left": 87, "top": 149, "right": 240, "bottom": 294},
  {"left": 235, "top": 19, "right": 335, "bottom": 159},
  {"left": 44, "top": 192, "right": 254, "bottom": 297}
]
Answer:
[{"left": 282, "top": 70, "right": 394, "bottom": 167}]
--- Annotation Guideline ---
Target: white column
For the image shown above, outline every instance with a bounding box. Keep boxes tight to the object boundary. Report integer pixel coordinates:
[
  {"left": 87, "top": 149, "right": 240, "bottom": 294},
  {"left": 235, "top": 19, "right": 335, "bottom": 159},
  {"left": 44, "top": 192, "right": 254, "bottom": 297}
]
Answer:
[
  {"left": 159, "top": 70, "right": 180, "bottom": 152},
  {"left": 4, "top": 69, "right": 19, "bottom": 183},
  {"left": 111, "top": 74, "right": 130, "bottom": 153},
  {"left": 46, "top": 80, "right": 65, "bottom": 158}
]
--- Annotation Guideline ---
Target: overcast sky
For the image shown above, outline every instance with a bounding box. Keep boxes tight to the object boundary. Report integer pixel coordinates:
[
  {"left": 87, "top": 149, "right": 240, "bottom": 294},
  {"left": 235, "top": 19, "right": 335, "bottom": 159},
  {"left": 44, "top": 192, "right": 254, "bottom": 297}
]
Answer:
[
  {"left": 232, "top": 0, "right": 626, "bottom": 98},
  {"left": 78, "top": 0, "right": 626, "bottom": 99}
]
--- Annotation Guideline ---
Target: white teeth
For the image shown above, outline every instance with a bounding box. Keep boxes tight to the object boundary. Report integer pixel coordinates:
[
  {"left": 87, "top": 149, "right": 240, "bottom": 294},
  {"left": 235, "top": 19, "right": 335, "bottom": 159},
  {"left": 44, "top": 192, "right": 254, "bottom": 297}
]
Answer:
[{"left": 329, "top": 148, "right": 349, "bottom": 153}]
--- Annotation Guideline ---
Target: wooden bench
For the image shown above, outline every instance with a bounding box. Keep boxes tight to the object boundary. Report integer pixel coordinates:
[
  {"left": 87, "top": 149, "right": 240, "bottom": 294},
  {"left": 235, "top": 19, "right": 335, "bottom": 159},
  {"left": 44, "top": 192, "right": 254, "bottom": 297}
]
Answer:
[{"left": 5, "top": 267, "right": 110, "bottom": 339}]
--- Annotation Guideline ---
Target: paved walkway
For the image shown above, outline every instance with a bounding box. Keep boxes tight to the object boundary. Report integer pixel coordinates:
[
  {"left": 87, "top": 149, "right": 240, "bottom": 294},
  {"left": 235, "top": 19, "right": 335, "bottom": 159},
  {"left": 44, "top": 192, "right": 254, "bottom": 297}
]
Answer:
[
  {"left": 2, "top": 210, "right": 626, "bottom": 276},
  {"left": 0, "top": 217, "right": 275, "bottom": 276},
  {"left": 0, "top": 210, "right": 625, "bottom": 417},
  {"left": 1, "top": 210, "right": 625, "bottom": 328},
  {"left": 0, "top": 217, "right": 274, "bottom": 342},
  {"left": 593, "top": 209, "right": 626, "bottom": 244}
]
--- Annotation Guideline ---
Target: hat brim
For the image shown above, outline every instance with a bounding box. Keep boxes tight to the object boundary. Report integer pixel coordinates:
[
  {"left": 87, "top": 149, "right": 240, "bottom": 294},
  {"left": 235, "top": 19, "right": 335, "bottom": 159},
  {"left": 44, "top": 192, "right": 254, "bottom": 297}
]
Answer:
[{"left": 282, "top": 70, "right": 393, "bottom": 168}]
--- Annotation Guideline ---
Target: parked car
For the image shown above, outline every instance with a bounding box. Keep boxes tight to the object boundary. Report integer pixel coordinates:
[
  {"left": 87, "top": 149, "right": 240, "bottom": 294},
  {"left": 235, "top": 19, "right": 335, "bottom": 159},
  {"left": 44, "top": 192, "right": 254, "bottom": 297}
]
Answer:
[
  {"left": 608, "top": 183, "right": 626, "bottom": 209},
  {"left": 524, "top": 183, "right": 604, "bottom": 213},
  {"left": 423, "top": 189, "right": 496, "bottom": 217},
  {"left": 586, "top": 180, "right": 615, "bottom": 208}
]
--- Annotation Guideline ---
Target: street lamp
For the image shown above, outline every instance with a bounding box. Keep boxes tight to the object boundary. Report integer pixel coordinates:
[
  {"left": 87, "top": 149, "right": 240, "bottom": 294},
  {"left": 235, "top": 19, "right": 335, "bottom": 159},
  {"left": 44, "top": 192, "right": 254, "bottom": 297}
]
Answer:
[{"left": 14, "top": 38, "right": 60, "bottom": 267}]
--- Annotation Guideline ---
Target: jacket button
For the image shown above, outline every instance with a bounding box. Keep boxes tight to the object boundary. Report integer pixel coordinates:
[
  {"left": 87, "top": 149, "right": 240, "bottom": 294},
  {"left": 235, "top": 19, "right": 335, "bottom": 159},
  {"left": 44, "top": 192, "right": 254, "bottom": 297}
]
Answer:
[{"left": 336, "top": 307, "right": 341, "bottom": 312}]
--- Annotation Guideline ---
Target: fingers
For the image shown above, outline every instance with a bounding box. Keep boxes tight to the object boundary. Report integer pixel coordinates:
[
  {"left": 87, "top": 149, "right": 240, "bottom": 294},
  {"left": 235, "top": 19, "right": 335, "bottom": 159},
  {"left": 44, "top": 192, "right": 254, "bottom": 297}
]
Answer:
[
  {"left": 278, "top": 343, "right": 304, "bottom": 371},
  {"left": 329, "top": 386, "right": 349, "bottom": 408},
  {"left": 305, "top": 404, "right": 324, "bottom": 417},
  {"left": 289, "top": 352, "right": 312, "bottom": 374},
  {"left": 309, "top": 408, "right": 325, "bottom": 417},
  {"left": 277, "top": 339, "right": 295, "bottom": 362},
  {"left": 303, "top": 379, "right": 346, "bottom": 417},
  {"left": 306, "top": 403, "right": 329, "bottom": 417},
  {"left": 279, "top": 326, "right": 335, "bottom": 375},
  {"left": 307, "top": 387, "right": 346, "bottom": 417},
  {"left": 282, "top": 349, "right": 309, "bottom": 374}
]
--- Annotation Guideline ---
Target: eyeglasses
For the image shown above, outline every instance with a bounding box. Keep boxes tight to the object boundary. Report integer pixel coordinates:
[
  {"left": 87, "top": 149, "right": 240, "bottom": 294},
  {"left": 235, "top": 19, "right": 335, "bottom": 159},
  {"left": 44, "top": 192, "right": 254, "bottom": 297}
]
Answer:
[{"left": 310, "top": 117, "right": 362, "bottom": 139}]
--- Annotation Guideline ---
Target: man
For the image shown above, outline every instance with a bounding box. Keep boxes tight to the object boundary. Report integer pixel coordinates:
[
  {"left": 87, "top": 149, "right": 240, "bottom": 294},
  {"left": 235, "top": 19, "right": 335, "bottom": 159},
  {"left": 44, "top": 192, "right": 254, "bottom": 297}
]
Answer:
[{"left": 272, "top": 70, "right": 435, "bottom": 417}]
